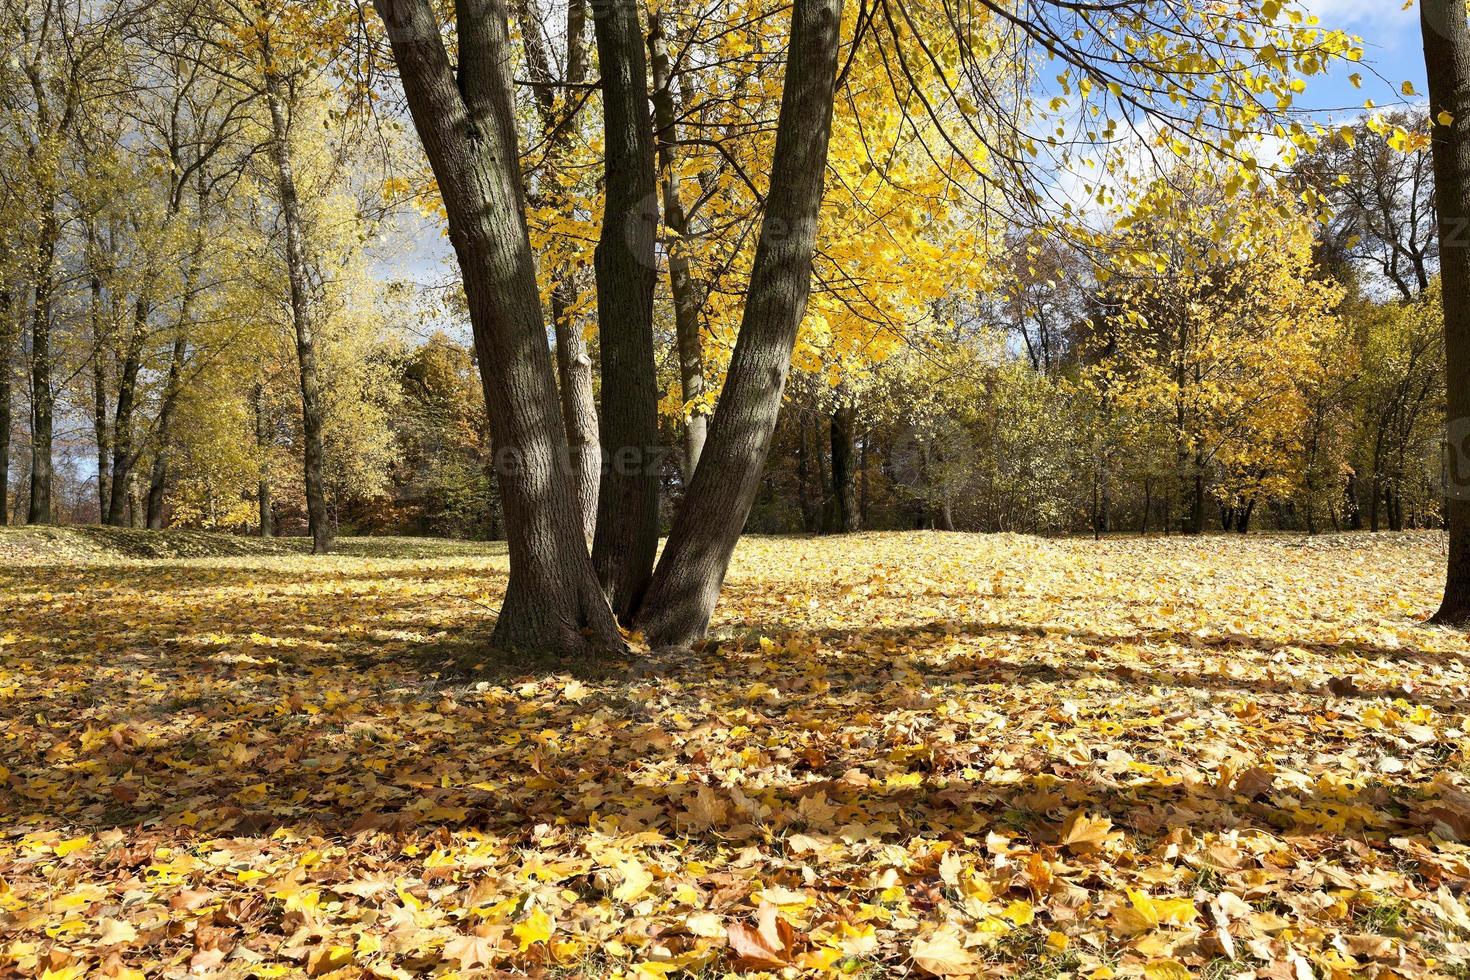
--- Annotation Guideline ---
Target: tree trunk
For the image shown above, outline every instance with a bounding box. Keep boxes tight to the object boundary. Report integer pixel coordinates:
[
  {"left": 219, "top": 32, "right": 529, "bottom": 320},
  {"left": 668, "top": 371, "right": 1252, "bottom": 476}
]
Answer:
[
  {"left": 590, "top": 0, "right": 662, "bottom": 621},
  {"left": 255, "top": 380, "right": 273, "bottom": 538},
  {"left": 27, "top": 201, "right": 57, "bottom": 525},
  {"left": 146, "top": 330, "right": 189, "bottom": 528},
  {"left": 797, "top": 416, "right": 819, "bottom": 532},
  {"left": 825, "top": 405, "right": 858, "bottom": 533},
  {"left": 375, "top": 0, "right": 623, "bottom": 654},
  {"left": 263, "top": 67, "right": 332, "bottom": 555},
  {"left": 649, "top": 11, "right": 708, "bottom": 477},
  {"left": 635, "top": 0, "right": 845, "bottom": 648},
  {"left": 513, "top": 0, "right": 600, "bottom": 541},
  {"left": 0, "top": 279, "right": 11, "bottom": 525},
  {"left": 107, "top": 297, "right": 148, "bottom": 526},
  {"left": 1417, "top": 0, "right": 1470, "bottom": 625}
]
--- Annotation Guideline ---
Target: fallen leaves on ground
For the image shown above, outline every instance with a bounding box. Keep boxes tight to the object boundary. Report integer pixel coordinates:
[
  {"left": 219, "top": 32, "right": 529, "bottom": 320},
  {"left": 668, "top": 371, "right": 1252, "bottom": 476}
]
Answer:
[{"left": 3, "top": 530, "right": 1470, "bottom": 978}]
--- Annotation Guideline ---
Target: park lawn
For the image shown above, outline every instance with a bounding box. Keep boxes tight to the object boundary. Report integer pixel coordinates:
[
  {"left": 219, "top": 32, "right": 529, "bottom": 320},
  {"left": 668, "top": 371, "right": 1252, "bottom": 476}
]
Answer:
[{"left": 2, "top": 529, "right": 1470, "bottom": 978}]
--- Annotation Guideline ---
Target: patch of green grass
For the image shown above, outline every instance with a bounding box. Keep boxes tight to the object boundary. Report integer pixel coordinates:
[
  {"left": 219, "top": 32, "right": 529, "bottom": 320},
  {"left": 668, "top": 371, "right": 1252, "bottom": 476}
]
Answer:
[{"left": 1354, "top": 896, "right": 1408, "bottom": 936}]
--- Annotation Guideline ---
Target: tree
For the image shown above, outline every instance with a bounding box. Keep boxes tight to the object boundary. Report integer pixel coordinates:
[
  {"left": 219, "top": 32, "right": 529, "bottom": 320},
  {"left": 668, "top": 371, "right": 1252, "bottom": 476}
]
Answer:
[
  {"left": 374, "top": 0, "right": 625, "bottom": 655},
  {"left": 1420, "top": 0, "right": 1470, "bottom": 624}
]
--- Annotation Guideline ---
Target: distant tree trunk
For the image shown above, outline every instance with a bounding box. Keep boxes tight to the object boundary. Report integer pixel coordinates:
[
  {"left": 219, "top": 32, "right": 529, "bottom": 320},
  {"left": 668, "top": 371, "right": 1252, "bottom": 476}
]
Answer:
[
  {"left": 513, "top": 0, "right": 600, "bottom": 541},
  {"left": 796, "top": 417, "right": 819, "bottom": 532},
  {"left": 87, "top": 242, "right": 111, "bottom": 519},
  {"left": 0, "top": 278, "right": 11, "bottom": 525},
  {"left": 1345, "top": 471, "right": 1362, "bottom": 529},
  {"left": 649, "top": 11, "right": 708, "bottom": 477},
  {"left": 263, "top": 66, "right": 332, "bottom": 555},
  {"left": 255, "top": 380, "right": 273, "bottom": 538},
  {"left": 146, "top": 330, "right": 189, "bottom": 529},
  {"left": 590, "top": 0, "right": 662, "bottom": 621},
  {"left": 1427, "top": 0, "right": 1470, "bottom": 624},
  {"left": 827, "top": 405, "right": 858, "bottom": 533},
  {"left": 27, "top": 200, "right": 58, "bottom": 525},
  {"left": 1238, "top": 498, "right": 1254, "bottom": 534},
  {"left": 107, "top": 296, "right": 148, "bottom": 526},
  {"left": 635, "top": 0, "right": 845, "bottom": 647},
  {"left": 376, "top": 0, "right": 623, "bottom": 654},
  {"left": 1141, "top": 476, "right": 1152, "bottom": 533}
]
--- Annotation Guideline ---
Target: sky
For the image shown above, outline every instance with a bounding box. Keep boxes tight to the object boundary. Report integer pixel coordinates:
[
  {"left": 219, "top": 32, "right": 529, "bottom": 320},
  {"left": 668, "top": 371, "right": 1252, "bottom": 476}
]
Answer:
[{"left": 1299, "top": 0, "right": 1428, "bottom": 113}]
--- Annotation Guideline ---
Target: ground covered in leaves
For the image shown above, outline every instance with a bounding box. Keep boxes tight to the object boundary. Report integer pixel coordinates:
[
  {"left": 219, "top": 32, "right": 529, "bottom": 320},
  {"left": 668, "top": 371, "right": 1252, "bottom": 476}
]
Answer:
[{"left": 4, "top": 530, "right": 1470, "bottom": 979}]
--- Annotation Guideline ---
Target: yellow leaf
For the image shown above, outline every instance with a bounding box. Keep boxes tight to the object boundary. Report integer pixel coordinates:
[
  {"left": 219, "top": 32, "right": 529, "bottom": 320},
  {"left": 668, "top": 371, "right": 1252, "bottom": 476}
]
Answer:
[{"left": 514, "top": 906, "right": 554, "bottom": 949}]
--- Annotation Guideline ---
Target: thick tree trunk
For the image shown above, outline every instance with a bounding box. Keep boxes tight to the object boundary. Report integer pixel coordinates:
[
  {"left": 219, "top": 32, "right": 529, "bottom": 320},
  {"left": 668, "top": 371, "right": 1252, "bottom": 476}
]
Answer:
[
  {"left": 649, "top": 12, "right": 708, "bottom": 477},
  {"left": 590, "top": 0, "right": 662, "bottom": 621},
  {"left": 27, "top": 202, "right": 58, "bottom": 525},
  {"left": 375, "top": 0, "right": 623, "bottom": 654},
  {"left": 635, "top": 0, "right": 845, "bottom": 647},
  {"left": 89, "top": 269, "right": 111, "bottom": 519},
  {"left": 1421, "top": 0, "right": 1470, "bottom": 625},
  {"left": 263, "top": 68, "right": 332, "bottom": 555},
  {"left": 107, "top": 297, "right": 148, "bottom": 526}
]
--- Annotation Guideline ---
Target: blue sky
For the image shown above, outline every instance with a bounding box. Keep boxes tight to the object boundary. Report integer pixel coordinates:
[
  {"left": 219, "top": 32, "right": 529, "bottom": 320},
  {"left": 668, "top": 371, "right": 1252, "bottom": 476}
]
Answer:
[{"left": 1300, "top": 0, "right": 1428, "bottom": 114}]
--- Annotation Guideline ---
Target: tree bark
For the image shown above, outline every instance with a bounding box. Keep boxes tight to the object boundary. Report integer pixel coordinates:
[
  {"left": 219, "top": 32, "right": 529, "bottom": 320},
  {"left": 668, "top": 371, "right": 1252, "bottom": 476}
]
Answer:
[
  {"left": 263, "top": 66, "right": 332, "bottom": 555},
  {"left": 27, "top": 200, "right": 58, "bottom": 525},
  {"left": 827, "top": 404, "right": 858, "bottom": 532},
  {"left": 87, "top": 239, "right": 111, "bottom": 519},
  {"left": 0, "top": 278, "right": 11, "bottom": 525},
  {"left": 589, "top": 0, "right": 662, "bottom": 621},
  {"left": 635, "top": 0, "right": 845, "bottom": 647},
  {"left": 107, "top": 296, "right": 148, "bottom": 526},
  {"left": 1423, "top": 0, "right": 1470, "bottom": 622},
  {"left": 514, "top": 0, "right": 600, "bottom": 541},
  {"left": 649, "top": 11, "right": 708, "bottom": 477},
  {"left": 375, "top": 0, "right": 623, "bottom": 655},
  {"left": 146, "top": 329, "right": 189, "bottom": 528},
  {"left": 255, "top": 379, "right": 273, "bottom": 538}
]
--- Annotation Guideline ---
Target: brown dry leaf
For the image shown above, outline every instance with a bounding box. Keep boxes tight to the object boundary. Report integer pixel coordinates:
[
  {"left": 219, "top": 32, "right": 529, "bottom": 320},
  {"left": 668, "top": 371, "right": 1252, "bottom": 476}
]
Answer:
[
  {"left": 727, "top": 902, "right": 796, "bottom": 969},
  {"left": 910, "top": 926, "right": 980, "bottom": 976}
]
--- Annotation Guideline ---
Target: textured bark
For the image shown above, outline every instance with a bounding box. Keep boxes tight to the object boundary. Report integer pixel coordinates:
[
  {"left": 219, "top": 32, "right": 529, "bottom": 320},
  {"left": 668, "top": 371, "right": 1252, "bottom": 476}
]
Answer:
[
  {"left": 375, "top": 0, "right": 623, "bottom": 655},
  {"left": 1423, "top": 0, "right": 1470, "bottom": 623},
  {"left": 590, "top": 0, "right": 661, "bottom": 621},
  {"left": 263, "top": 67, "right": 332, "bottom": 555},
  {"left": 635, "top": 0, "right": 845, "bottom": 647},
  {"left": 514, "top": 0, "right": 600, "bottom": 542},
  {"left": 107, "top": 296, "right": 148, "bottom": 526},
  {"left": 27, "top": 201, "right": 57, "bottom": 525},
  {"left": 649, "top": 12, "right": 707, "bottom": 477}
]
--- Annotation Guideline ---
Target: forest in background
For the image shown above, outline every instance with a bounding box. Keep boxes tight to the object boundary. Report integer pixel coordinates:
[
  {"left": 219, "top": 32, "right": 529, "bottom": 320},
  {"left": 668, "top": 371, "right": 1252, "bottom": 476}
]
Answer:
[{"left": 0, "top": 0, "right": 1451, "bottom": 546}]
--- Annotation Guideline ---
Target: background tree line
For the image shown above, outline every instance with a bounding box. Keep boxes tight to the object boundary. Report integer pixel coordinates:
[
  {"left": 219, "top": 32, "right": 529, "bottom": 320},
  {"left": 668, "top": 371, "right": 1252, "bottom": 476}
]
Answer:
[{"left": 5, "top": 0, "right": 1469, "bottom": 645}]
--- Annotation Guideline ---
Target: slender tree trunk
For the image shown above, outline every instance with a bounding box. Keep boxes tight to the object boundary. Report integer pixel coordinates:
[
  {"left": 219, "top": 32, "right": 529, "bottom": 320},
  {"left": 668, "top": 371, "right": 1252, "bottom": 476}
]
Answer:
[
  {"left": 263, "top": 67, "right": 332, "bottom": 555},
  {"left": 1422, "top": 0, "right": 1470, "bottom": 625},
  {"left": 89, "top": 261, "right": 111, "bottom": 520},
  {"left": 376, "top": 0, "right": 623, "bottom": 654},
  {"left": 27, "top": 201, "right": 58, "bottom": 525},
  {"left": 1141, "top": 476, "right": 1152, "bottom": 534},
  {"left": 107, "top": 297, "right": 148, "bottom": 526},
  {"left": 590, "top": 0, "right": 662, "bottom": 620},
  {"left": 146, "top": 330, "right": 189, "bottom": 528},
  {"left": 0, "top": 279, "right": 11, "bottom": 525},
  {"left": 514, "top": 0, "right": 600, "bottom": 541},
  {"left": 635, "top": 0, "right": 845, "bottom": 647},
  {"left": 649, "top": 11, "right": 707, "bottom": 476},
  {"left": 797, "top": 416, "right": 818, "bottom": 532},
  {"left": 255, "top": 380, "right": 273, "bottom": 538},
  {"left": 828, "top": 405, "right": 858, "bottom": 532}
]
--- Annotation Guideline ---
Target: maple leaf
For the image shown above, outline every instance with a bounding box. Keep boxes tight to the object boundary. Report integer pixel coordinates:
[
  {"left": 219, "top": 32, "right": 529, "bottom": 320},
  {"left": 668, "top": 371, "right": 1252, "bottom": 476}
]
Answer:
[
  {"left": 1059, "top": 810, "right": 1117, "bottom": 853},
  {"left": 727, "top": 903, "right": 797, "bottom": 969},
  {"left": 443, "top": 929, "right": 503, "bottom": 970},
  {"left": 910, "top": 926, "right": 980, "bottom": 976}
]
